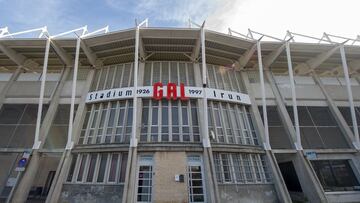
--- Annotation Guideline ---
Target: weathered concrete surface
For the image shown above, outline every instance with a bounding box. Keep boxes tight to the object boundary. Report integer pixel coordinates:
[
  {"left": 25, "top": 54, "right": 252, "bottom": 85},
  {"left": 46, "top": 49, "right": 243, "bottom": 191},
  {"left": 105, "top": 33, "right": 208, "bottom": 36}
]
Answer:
[
  {"left": 153, "top": 151, "right": 188, "bottom": 203},
  {"left": 326, "top": 192, "right": 360, "bottom": 203},
  {"left": 60, "top": 184, "right": 123, "bottom": 203},
  {"left": 218, "top": 184, "right": 279, "bottom": 203}
]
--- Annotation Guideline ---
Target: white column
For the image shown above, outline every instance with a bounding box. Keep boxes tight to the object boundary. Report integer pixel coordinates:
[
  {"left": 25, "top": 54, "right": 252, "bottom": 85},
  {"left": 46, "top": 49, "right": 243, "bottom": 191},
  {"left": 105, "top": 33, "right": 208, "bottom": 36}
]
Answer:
[
  {"left": 339, "top": 45, "right": 360, "bottom": 149},
  {"left": 256, "top": 41, "right": 271, "bottom": 150},
  {"left": 201, "top": 27, "right": 210, "bottom": 148},
  {"left": 33, "top": 38, "right": 50, "bottom": 149},
  {"left": 130, "top": 26, "right": 140, "bottom": 147},
  {"left": 285, "top": 42, "right": 302, "bottom": 150},
  {"left": 65, "top": 37, "right": 81, "bottom": 149}
]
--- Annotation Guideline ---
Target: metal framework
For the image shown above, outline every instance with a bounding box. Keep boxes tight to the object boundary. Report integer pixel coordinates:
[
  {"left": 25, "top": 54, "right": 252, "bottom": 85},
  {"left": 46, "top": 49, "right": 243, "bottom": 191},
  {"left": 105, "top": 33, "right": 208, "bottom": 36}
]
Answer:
[{"left": 0, "top": 23, "right": 359, "bottom": 151}]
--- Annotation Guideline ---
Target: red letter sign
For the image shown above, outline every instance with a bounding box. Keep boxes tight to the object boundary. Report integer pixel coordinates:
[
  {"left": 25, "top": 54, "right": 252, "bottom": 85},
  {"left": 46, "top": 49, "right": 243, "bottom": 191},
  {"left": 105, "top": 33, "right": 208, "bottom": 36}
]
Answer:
[
  {"left": 180, "top": 83, "right": 188, "bottom": 100},
  {"left": 167, "top": 83, "right": 177, "bottom": 100},
  {"left": 153, "top": 82, "right": 163, "bottom": 100}
]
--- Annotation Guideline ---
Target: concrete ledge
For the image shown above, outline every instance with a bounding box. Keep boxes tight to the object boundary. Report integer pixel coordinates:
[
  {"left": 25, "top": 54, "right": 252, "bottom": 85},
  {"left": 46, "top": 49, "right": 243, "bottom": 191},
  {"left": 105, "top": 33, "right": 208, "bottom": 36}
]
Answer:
[
  {"left": 60, "top": 184, "right": 124, "bottom": 203},
  {"left": 72, "top": 144, "right": 130, "bottom": 152},
  {"left": 326, "top": 191, "right": 360, "bottom": 203},
  {"left": 218, "top": 184, "right": 279, "bottom": 203}
]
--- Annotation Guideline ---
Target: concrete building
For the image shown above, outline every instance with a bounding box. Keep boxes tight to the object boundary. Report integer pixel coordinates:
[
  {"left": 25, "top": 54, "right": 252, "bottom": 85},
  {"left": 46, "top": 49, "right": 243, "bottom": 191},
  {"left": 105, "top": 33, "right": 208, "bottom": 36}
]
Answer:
[{"left": 0, "top": 22, "right": 360, "bottom": 203}]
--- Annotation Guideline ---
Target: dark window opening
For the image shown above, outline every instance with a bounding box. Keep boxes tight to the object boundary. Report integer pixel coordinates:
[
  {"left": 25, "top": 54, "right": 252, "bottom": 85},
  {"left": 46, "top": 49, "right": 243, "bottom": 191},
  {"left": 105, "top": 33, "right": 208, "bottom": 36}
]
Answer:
[{"left": 311, "top": 160, "right": 360, "bottom": 192}]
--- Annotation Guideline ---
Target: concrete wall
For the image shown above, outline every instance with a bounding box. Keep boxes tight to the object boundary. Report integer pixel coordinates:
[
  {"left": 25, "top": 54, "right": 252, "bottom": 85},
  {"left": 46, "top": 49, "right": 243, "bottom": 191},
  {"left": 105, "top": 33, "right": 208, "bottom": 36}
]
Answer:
[
  {"left": 326, "top": 191, "right": 360, "bottom": 203},
  {"left": 32, "top": 156, "right": 60, "bottom": 187},
  {"left": 153, "top": 151, "right": 188, "bottom": 203},
  {"left": 324, "top": 85, "right": 360, "bottom": 101},
  {"left": 7, "top": 81, "right": 57, "bottom": 98},
  {"left": 218, "top": 184, "right": 279, "bottom": 203},
  {"left": 60, "top": 81, "right": 87, "bottom": 98},
  {"left": 251, "top": 83, "right": 360, "bottom": 103},
  {"left": 60, "top": 184, "right": 124, "bottom": 203}
]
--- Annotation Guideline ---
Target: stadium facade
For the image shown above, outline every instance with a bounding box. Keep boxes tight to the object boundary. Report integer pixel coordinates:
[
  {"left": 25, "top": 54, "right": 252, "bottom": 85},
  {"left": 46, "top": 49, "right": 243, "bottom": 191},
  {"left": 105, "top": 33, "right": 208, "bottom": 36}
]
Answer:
[{"left": 0, "top": 22, "right": 360, "bottom": 203}]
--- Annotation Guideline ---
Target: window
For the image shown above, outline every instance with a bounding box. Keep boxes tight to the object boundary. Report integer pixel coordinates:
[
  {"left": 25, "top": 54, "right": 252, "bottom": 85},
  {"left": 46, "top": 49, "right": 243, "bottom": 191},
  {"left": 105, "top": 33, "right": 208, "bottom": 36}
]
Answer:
[
  {"left": 140, "top": 99, "right": 200, "bottom": 142},
  {"left": 78, "top": 100, "right": 133, "bottom": 145},
  {"left": 208, "top": 101, "right": 258, "bottom": 145},
  {"left": 258, "top": 106, "right": 293, "bottom": 149},
  {"left": 287, "top": 106, "right": 349, "bottom": 149},
  {"left": 137, "top": 155, "right": 154, "bottom": 203},
  {"left": 338, "top": 106, "right": 360, "bottom": 134},
  {"left": 143, "top": 61, "right": 197, "bottom": 86},
  {"left": 311, "top": 160, "right": 360, "bottom": 192},
  {"left": 187, "top": 155, "right": 205, "bottom": 203},
  {"left": 205, "top": 64, "right": 243, "bottom": 92},
  {"left": 90, "top": 63, "right": 134, "bottom": 91},
  {"left": 67, "top": 152, "right": 128, "bottom": 184},
  {"left": 213, "top": 153, "right": 271, "bottom": 184}
]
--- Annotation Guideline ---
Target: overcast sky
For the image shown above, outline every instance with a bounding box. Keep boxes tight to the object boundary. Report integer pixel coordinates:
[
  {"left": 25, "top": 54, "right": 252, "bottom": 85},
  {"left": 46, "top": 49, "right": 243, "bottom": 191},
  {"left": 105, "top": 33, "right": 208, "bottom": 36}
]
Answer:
[{"left": 1, "top": 0, "right": 359, "bottom": 41}]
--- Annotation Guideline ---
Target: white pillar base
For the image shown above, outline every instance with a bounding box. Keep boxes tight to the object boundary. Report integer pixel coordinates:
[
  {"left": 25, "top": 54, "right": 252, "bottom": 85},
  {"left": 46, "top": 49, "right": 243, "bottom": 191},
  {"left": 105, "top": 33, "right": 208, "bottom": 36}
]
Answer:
[
  {"left": 263, "top": 142, "right": 271, "bottom": 150},
  {"left": 352, "top": 141, "right": 360, "bottom": 150},
  {"left": 203, "top": 138, "right": 211, "bottom": 148},
  {"left": 32, "top": 141, "right": 41, "bottom": 150},
  {"left": 65, "top": 141, "right": 74, "bottom": 150},
  {"left": 295, "top": 142, "right": 303, "bottom": 150},
  {"left": 130, "top": 138, "right": 138, "bottom": 147}
]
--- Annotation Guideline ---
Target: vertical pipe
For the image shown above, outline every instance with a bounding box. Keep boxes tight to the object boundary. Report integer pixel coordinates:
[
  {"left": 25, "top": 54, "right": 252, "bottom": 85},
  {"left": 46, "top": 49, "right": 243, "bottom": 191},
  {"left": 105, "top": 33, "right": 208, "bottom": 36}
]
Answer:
[
  {"left": 285, "top": 42, "right": 302, "bottom": 150},
  {"left": 33, "top": 38, "right": 50, "bottom": 149},
  {"left": 201, "top": 26, "right": 210, "bottom": 148},
  {"left": 131, "top": 26, "right": 140, "bottom": 147},
  {"left": 66, "top": 38, "right": 81, "bottom": 149},
  {"left": 256, "top": 41, "right": 270, "bottom": 150},
  {"left": 340, "top": 45, "right": 360, "bottom": 148}
]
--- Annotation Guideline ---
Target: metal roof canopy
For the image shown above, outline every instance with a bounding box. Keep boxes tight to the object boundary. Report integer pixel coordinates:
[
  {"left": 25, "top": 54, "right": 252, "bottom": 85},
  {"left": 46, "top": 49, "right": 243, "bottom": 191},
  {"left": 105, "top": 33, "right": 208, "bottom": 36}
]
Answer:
[{"left": 0, "top": 23, "right": 359, "bottom": 76}]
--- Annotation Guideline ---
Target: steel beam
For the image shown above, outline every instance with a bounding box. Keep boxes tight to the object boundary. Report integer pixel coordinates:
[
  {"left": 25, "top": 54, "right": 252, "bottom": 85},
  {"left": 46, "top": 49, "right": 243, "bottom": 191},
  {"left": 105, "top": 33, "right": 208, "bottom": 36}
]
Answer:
[
  {"left": 201, "top": 24, "right": 210, "bottom": 148},
  {"left": 285, "top": 42, "right": 302, "bottom": 150},
  {"left": 339, "top": 45, "right": 360, "bottom": 149},
  {"left": 50, "top": 40, "right": 73, "bottom": 67},
  {"left": 80, "top": 40, "right": 97, "bottom": 66},
  {"left": 33, "top": 38, "right": 51, "bottom": 149},
  {"left": 65, "top": 37, "right": 81, "bottom": 150},
  {"left": 191, "top": 31, "right": 201, "bottom": 61},
  {"left": 237, "top": 43, "right": 256, "bottom": 69},
  {"left": 294, "top": 45, "right": 341, "bottom": 75},
  {"left": 256, "top": 41, "right": 271, "bottom": 150},
  {"left": 0, "top": 43, "right": 39, "bottom": 70},
  {"left": 130, "top": 23, "right": 141, "bottom": 148}
]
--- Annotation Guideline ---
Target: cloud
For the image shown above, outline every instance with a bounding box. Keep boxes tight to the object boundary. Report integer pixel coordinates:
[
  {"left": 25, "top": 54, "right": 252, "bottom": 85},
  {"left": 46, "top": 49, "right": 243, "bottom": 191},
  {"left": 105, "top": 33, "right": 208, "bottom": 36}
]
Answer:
[
  {"left": 136, "top": 0, "right": 219, "bottom": 25},
  {"left": 105, "top": 0, "right": 220, "bottom": 26},
  {"left": 206, "top": 0, "right": 360, "bottom": 40},
  {"left": 0, "top": 0, "right": 85, "bottom": 34}
]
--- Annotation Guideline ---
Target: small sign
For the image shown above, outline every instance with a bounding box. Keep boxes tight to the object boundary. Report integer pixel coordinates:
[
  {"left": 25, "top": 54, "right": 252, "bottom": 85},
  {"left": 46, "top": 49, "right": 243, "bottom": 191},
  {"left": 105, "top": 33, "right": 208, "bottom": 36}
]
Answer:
[
  {"left": 6, "top": 177, "right": 17, "bottom": 186},
  {"left": 304, "top": 151, "right": 317, "bottom": 160},
  {"left": 15, "top": 151, "right": 30, "bottom": 172}
]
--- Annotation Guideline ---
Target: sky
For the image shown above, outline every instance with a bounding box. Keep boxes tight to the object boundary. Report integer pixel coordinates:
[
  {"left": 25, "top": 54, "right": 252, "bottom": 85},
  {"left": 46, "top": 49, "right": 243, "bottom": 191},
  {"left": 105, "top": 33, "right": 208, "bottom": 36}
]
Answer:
[{"left": 1, "top": 0, "right": 360, "bottom": 41}]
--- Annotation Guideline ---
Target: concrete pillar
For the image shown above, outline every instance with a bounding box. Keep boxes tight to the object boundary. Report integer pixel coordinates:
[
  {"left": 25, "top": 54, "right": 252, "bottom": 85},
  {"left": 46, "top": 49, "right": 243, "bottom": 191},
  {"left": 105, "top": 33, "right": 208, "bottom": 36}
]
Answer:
[
  {"left": 0, "top": 67, "right": 22, "bottom": 110},
  {"left": 265, "top": 70, "right": 327, "bottom": 202},
  {"left": 204, "top": 147, "right": 220, "bottom": 203},
  {"left": 240, "top": 71, "right": 292, "bottom": 203},
  {"left": 45, "top": 69, "right": 95, "bottom": 203},
  {"left": 293, "top": 151, "right": 328, "bottom": 203},
  {"left": 193, "top": 62, "right": 220, "bottom": 203},
  {"left": 10, "top": 67, "right": 71, "bottom": 203},
  {"left": 123, "top": 61, "right": 144, "bottom": 202},
  {"left": 264, "top": 70, "right": 297, "bottom": 146},
  {"left": 312, "top": 73, "right": 357, "bottom": 148},
  {"left": 124, "top": 148, "right": 138, "bottom": 203}
]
